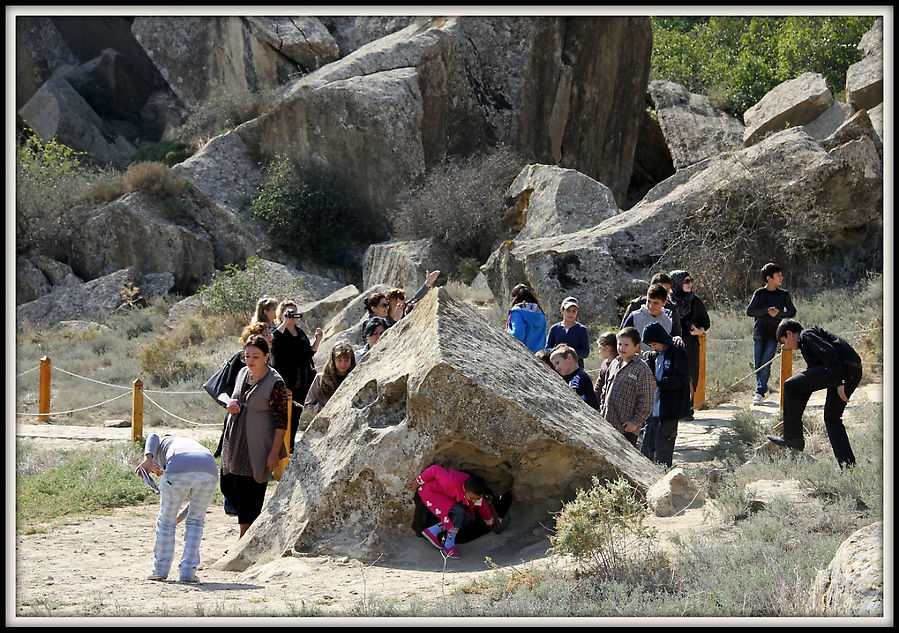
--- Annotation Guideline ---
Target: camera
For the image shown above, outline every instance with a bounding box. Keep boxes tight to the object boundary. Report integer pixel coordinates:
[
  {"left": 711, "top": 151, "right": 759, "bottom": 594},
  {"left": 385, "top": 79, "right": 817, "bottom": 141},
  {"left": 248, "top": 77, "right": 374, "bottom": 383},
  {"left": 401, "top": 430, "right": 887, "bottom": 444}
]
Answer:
[{"left": 285, "top": 310, "right": 302, "bottom": 319}]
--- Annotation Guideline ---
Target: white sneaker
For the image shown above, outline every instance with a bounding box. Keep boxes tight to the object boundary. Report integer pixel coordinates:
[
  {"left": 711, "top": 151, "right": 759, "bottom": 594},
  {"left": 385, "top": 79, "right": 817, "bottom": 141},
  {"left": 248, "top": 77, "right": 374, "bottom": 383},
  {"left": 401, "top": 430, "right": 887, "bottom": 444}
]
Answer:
[{"left": 753, "top": 393, "right": 764, "bottom": 405}]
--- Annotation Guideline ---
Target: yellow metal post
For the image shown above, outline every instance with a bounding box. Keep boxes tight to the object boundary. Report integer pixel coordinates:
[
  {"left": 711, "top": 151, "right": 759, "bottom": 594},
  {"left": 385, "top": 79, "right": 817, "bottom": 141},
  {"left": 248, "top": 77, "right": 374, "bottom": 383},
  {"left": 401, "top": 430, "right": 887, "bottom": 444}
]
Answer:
[
  {"left": 694, "top": 333, "right": 707, "bottom": 409},
  {"left": 132, "top": 379, "right": 144, "bottom": 442},
  {"left": 779, "top": 350, "right": 792, "bottom": 410},
  {"left": 39, "top": 356, "right": 51, "bottom": 422}
]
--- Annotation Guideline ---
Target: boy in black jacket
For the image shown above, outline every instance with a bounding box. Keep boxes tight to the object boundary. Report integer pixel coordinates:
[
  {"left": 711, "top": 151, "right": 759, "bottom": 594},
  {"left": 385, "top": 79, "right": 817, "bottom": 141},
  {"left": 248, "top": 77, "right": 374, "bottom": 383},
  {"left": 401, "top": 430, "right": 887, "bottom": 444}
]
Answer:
[
  {"left": 746, "top": 263, "right": 797, "bottom": 405},
  {"left": 640, "top": 322, "right": 692, "bottom": 468},
  {"left": 767, "top": 319, "right": 863, "bottom": 469}
]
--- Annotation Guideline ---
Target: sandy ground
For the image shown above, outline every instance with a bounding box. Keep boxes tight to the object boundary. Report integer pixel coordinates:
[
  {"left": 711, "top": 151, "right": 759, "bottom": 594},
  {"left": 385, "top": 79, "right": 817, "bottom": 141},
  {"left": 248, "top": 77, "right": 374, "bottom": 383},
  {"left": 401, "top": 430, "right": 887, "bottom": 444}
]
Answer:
[{"left": 12, "top": 383, "right": 883, "bottom": 620}]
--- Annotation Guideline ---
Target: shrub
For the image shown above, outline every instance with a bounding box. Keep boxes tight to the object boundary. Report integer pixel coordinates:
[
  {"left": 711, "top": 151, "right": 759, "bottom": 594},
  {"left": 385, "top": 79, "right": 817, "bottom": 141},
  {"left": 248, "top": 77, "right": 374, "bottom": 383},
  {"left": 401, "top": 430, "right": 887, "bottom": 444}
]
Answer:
[
  {"left": 132, "top": 139, "right": 191, "bottom": 166},
  {"left": 167, "top": 85, "right": 271, "bottom": 150},
  {"left": 550, "top": 476, "right": 659, "bottom": 580},
  {"left": 710, "top": 409, "right": 768, "bottom": 463},
  {"left": 122, "top": 161, "right": 189, "bottom": 197},
  {"left": 196, "top": 255, "right": 305, "bottom": 323},
  {"left": 251, "top": 155, "right": 386, "bottom": 269},
  {"left": 390, "top": 145, "right": 526, "bottom": 263},
  {"left": 137, "top": 336, "right": 204, "bottom": 387},
  {"left": 651, "top": 16, "right": 877, "bottom": 117}
]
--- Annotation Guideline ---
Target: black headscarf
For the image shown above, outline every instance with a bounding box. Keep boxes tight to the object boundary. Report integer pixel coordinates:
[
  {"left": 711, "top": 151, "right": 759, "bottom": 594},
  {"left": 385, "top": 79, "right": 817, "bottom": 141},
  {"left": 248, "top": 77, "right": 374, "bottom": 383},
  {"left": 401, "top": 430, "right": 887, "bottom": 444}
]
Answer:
[{"left": 670, "top": 270, "right": 696, "bottom": 320}]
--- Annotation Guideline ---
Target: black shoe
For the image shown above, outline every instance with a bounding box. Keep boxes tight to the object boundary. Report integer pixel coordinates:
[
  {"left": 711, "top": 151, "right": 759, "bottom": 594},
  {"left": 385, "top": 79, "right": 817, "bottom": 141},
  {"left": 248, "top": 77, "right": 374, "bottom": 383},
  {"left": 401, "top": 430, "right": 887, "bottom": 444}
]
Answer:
[{"left": 766, "top": 435, "right": 805, "bottom": 451}]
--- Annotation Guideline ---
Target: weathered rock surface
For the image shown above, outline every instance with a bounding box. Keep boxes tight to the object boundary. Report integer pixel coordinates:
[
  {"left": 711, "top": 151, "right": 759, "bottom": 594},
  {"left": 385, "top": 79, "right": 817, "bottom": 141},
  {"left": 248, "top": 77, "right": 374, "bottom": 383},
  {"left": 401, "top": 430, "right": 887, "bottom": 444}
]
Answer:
[
  {"left": 131, "top": 16, "right": 309, "bottom": 109},
  {"left": 505, "top": 164, "right": 620, "bottom": 241},
  {"left": 802, "top": 101, "right": 854, "bottom": 140},
  {"left": 313, "top": 284, "right": 393, "bottom": 367},
  {"left": 743, "top": 72, "right": 833, "bottom": 147},
  {"left": 295, "top": 284, "right": 360, "bottom": 341},
  {"left": 18, "top": 76, "right": 137, "bottom": 169},
  {"left": 867, "top": 103, "right": 883, "bottom": 144},
  {"left": 627, "top": 105, "right": 675, "bottom": 208},
  {"left": 318, "top": 16, "right": 416, "bottom": 57},
  {"left": 58, "top": 189, "right": 269, "bottom": 295},
  {"left": 846, "top": 17, "right": 883, "bottom": 111},
  {"left": 244, "top": 17, "right": 339, "bottom": 72},
  {"left": 14, "top": 16, "right": 81, "bottom": 110},
  {"left": 483, "top": 126, "right": 882, "bottom": 325},
  {"left": 362, "top": 239, "right": 455, "bottom": 294},
  {"left": 808, "top": 521, "right": 883, "bottom": 616},
  {"left": 215, "top": 288, "right": 661, "bottom": 569},
  {"left": 648, "top": 80, "right": 745, "bottom": 169},
  {"left": 647, "top": 468, "right": 704, "bottom": 517},
  {"left": 232, "top": 15, "right": 651, "bottom": 214},
  {"left": 16, "top": 255, "right": 84, "bottom": 305},
  {"left": 16, "top": 267, "right": 172, "bottom": 331}
]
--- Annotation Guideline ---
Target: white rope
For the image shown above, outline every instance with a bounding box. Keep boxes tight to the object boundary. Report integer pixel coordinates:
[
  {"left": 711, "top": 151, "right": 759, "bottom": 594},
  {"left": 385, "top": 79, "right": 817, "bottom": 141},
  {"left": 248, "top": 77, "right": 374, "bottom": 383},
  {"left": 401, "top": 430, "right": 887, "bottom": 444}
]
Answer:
[
  {"left": 16, "top": 366, "right": 39, "bottom": 378},
  {"left": 142, "top": 392, "right": 220, "bottom": 427},
  {"left": 16, "top": 392, "right": 131, "bottom": 417},
  {"left": 52, "top": 366, "right": 131, "bottom": 391},
  {"left": 142, "top": 389, "right": 205, "bottom": 395}
]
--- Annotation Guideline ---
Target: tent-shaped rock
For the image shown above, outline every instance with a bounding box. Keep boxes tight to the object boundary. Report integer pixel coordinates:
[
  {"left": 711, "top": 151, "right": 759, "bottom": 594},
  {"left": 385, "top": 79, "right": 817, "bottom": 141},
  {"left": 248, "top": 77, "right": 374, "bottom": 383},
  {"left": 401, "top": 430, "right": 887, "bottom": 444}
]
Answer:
[{"left": 217, "top": 288, "right": 661, "bottom": 570}]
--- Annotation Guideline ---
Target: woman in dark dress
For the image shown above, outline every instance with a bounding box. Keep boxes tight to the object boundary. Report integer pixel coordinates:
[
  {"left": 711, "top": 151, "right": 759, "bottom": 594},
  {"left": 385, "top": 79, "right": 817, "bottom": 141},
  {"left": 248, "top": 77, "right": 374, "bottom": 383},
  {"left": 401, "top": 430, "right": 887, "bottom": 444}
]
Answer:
[{"left": 669, "top": 270, "right": 711, "bottom": 418}]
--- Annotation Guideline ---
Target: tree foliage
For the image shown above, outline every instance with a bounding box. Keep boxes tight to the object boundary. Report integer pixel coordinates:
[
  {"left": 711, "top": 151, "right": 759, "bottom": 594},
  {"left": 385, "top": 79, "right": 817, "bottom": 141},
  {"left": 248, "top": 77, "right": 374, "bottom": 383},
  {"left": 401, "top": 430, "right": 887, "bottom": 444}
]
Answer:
[{"left": 651, "top": 16, "right": 877, "bottom": 117}]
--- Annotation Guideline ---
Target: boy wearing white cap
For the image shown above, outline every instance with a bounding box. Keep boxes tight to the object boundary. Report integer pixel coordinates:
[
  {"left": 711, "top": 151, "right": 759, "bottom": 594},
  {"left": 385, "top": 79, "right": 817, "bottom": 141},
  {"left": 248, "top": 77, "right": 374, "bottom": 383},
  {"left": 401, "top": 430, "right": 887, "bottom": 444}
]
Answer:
[{"left": 545, "top": 296, "right": 591, "bottom": 369}]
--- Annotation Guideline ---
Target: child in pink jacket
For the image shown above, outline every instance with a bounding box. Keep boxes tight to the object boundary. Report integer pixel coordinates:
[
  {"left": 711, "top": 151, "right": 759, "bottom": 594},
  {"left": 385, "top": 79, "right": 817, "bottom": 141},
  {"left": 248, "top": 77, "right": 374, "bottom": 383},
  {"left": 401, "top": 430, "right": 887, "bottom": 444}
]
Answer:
[{"left": 408, "top": 465, "right": 502, "bottom": 559}]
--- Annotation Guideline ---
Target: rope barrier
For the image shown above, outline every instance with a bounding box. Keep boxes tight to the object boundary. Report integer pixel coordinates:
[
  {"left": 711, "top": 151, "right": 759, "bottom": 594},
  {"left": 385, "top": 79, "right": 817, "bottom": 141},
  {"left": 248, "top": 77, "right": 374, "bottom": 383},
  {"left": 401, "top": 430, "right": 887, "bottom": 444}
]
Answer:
[
  {"left": 52, "top": 366, "right": 131, "bottom": 391},
  {"left": 16, "top": 366, "right": 39, "bottom": 378},
  {"left": 692, "top": 352, "right": 783, "bottom": 410},
  {"left": 16, "top": 392, "right": 131, "bottom": 417},
  {"left": 142, "top": 392, "right": 219, "bottom": 427}
]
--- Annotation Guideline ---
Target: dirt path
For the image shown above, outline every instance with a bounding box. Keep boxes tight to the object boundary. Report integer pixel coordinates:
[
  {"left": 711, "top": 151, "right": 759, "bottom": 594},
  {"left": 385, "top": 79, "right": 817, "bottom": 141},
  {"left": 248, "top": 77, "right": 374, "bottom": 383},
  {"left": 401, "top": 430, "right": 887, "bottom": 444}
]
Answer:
[{"left": 13, "top": 384, "right": 882, "bottom": 618}]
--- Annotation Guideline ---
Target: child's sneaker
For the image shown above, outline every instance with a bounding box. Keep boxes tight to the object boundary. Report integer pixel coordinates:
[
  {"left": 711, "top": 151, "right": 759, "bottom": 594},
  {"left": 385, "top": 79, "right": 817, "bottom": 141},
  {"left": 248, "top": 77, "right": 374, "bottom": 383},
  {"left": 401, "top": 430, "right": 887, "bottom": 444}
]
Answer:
[
  {"left": 753, "top": 393, "right": 764, "bottom": 405},
  {"left": 444, "top": 546, "right": 460, "bottom": 559},
  {"left": 146, "top": 573, "right": 167, "bottom": 581},
  {"left": 422, "top": 528, "right": 444, "bottom": 550}
]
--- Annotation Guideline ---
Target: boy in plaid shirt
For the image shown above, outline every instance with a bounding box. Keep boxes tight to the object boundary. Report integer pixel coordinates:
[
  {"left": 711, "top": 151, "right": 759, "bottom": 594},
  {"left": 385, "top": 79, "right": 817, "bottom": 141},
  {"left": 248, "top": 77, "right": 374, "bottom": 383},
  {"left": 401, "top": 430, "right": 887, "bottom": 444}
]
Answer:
[{"left": 600, "top": 327, "right": 655, "bottom": 446}]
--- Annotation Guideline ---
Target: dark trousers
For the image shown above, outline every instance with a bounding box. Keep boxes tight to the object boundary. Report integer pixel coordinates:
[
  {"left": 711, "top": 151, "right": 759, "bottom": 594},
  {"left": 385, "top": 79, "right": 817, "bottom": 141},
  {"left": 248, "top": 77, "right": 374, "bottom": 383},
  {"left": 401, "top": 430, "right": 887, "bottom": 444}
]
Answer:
[
  {"left": 782, "top": 365, "right": 861, "bottom": 468},
  {"left": 640, "top": 417, "right": 679, "bottom": 468},
  {"left": 220, "top": 472, "right": 267, "bottom": 526}
]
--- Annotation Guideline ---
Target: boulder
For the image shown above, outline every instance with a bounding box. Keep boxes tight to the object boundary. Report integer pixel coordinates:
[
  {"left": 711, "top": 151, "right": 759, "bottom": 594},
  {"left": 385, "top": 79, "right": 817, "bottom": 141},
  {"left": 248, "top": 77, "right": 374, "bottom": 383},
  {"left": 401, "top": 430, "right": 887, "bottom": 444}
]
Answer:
[
  {"left": 14, "top": 16, "right": 81, "bottom": 110},
  {"left": 867, "top": 103, "right": 883, "bottom": 145},
  {"left": 17, "top": 76, "right": 136, "bottom": 169},
  {"left": 483, "top": 126, "right": 882, "bottom": 325},
  {"left": 505, "top": 164, "right": 619, "bottom": 241},
  {"left": 821, "top": 109, "right": 882, "bottom": 155},
  {"left": 743, "top": 72, "right": 833, "bottom": 147},
  {"left": 846, "top": 18, "right": 883, "bottom": 111},
  {"left": 295, "top": 284, "right": 360, "bottom": 340},
  {"left": 16, "top": 256, "right": 52, "bottom": 305},
  {"left": 16, "top": 267, "right": 162, "bottom": 331},
  {"left": 626, "top": 105, "right": 675, "bottom": 208},
  {"left": 808, "top": 521, "right": 883, "bottom": 616},
  {"left": 314, "top": 284, "right": 393, "bottom": 367},
  {"left": 317, "top": 16, "right": 417, "bottom": 56},
  {"left": 362, "top": 239, "right": 454, "bottom": 293},
  {"left": 648, "top": 80, "right": 745, "bottom": 169},
  {"left": 802, "top": 102, "right": 854, "bottom": 140},
  {"left": 215, "top": 288, "right": 662, "bottom": 569},
  {"left": 131, "top": 16, "right": 304, "bottom": 109},
  {"left": 245, "top": 17, "right": 339, "bottom": 72},
  {"left": 646, "top": 468, "right": 704, "bottom": 517},
  {"left": 164, "top": 293, "right": 207, "bottom": 330},
  {"left": 171, "top": 130, "right": 266, "bottom": 214},
  {"left": 60, "top": 189, "right": 269, "bottom": 295},
  {"left": 31, "top": 254, "right": 82, "bottom": 288},
  {"left": 232, "top": 16, "right": 651, "bottom": 214}
]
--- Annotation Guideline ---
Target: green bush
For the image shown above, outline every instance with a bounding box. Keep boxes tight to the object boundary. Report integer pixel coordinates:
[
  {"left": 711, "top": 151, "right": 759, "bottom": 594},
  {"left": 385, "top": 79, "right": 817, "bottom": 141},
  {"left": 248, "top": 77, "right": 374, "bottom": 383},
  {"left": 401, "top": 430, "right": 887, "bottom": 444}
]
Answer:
[
  {"left": 651, "top": 16, "right": 877, "bottom": 117},
  {"left": 251, "top": 155, "right": 386, "bottom": 269},
  {"left": 196, "top": 255, "right": 305, "bottom": 323},
  {"left": 550, "top": 476, "right": 659, "bottom": 579},
  {"left": 137, "top": 336, "right": 204, "bottom": 387},
  {"left": 132, "top": 140, "right": 191, "bottom": 166}
]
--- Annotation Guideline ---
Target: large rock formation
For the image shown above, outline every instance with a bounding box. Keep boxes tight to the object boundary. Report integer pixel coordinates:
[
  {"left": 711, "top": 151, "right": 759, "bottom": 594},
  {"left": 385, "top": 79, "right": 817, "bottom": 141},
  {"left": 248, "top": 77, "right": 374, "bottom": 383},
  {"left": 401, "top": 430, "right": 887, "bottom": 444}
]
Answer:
[
  {"left": 648, "top": 80, "right": 745, "bottom": 170},
  {"left": 216, "top": 288, "right": 661, "bottom": 570},
  {"left": 483, "top": 126, "right": 883, "bottom": 325},
  {"left": 230, "top": 16, "right": 651, "bottom": 212},
  {"left": 808, "top": 521, "right": 883, "bottom": 617},
  {"left": 742, "top": 72, "right": 834, "bottom": 147},
  {"left": 362, "top": 239, "right": 455, "bottom": 293},
  {"left": 505, "top": 164, "right": 620, "bottom": 241}
]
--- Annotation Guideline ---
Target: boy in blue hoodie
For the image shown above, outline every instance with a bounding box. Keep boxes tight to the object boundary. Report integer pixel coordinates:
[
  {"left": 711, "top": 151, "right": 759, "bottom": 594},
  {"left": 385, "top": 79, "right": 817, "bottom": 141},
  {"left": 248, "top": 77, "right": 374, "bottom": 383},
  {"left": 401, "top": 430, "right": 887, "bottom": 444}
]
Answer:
[{"left": 640, "top": 322, "right": 692, "bottom": 468}]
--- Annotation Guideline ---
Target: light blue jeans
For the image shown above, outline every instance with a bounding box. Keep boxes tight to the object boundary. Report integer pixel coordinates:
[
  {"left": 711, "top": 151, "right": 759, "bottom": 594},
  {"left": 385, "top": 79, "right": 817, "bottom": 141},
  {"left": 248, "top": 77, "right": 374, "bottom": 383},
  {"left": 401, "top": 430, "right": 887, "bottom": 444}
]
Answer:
[
  {"left": 152, "top": 470, "right": 217, "bottom": 581},
  {"left": 753, "top": 339, "right": 779, "bottom": 396}
]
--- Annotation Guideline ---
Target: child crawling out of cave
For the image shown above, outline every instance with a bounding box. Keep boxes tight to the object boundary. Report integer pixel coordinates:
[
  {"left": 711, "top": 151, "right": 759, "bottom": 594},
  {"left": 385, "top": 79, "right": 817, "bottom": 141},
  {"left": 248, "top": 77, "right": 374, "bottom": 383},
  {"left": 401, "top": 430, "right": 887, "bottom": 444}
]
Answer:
[{"left": 407, "top": 464, "right": 511, "bottom": 559}]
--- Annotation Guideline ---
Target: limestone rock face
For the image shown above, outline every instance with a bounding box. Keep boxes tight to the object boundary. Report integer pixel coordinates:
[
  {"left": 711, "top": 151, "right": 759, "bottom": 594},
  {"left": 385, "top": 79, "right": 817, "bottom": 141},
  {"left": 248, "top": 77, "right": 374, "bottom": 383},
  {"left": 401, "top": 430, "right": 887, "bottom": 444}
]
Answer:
[
  {"left": 131, "top": 16, "right": 309, "bottom": 109},
  {"left": 483, "top": 126, "right": 882, "bottom": 325},
  {"left": 244, "top": 17, "right": 339, "bottom": 72},
  {"left": 16, "top": 256, "right": 52, "bottom": 305},
  {"left": 215, "top": 288, "right": 661, "bottom": 569},
  {"left": 313, "top": 284, "right": 393, "bottom": 367},
  {"left": 743, "top": 72, "right": 833, "bottom": 147},
  {"left": 59, "top": 190, "right": 264, "bottom": 295},
  {"left": 846, "top": 17, "right": 883, "bottom": 111},
  {"left": 18, "top": 76, "right": 137, "bottom": 169},
  {"left": 808, "top": 521, "right": 883, "bottom": 617},
  {"left": 16, "top": 267, "right": 172, "bottom": 331},
  {"left": 362, "top": 239, "right": 455, "bottom": 294},
  {"left": 318, "top": 16, "right": 417, "bottom": 56},
  {"left": 802, "top": 102, "right": 854, "bottom": 140},
  {"left": 648, "top": 80, "right": 745, "bottom": 169},
  {"left": 646, "top": 468, "right": 704, "bottom": 517},
  {"left": 294, "top": 285, "right": 360, "bottom": 343},
  {"left": 233, "top": 15, "right": 651, "bottom": 213},
  {"left": 14, "top": 16, "right": 81, "bottom": 110},
  {"left": 505, "top": 164, "right": 620, "bottom": 241}
]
